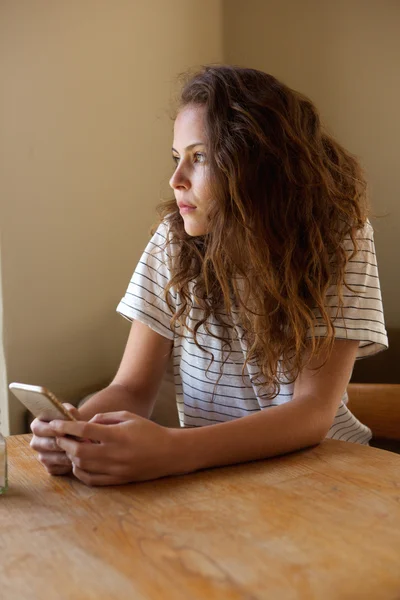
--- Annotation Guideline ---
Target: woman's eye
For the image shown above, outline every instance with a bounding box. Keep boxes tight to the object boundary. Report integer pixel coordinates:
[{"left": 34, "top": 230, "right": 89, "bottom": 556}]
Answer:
[{"left": 171, "top": 152, "right": 206, "bottom": 166}]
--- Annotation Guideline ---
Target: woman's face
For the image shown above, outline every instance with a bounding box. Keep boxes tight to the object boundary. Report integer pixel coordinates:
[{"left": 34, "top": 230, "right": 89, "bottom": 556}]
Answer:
[{"left": 169, "top": 104, "right": 212, "bottom": 237}]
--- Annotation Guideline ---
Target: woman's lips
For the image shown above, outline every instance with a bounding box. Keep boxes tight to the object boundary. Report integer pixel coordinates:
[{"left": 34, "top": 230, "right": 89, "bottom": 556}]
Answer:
[{"left": 179, "top": 205, "right": 197, "bottom": 215}]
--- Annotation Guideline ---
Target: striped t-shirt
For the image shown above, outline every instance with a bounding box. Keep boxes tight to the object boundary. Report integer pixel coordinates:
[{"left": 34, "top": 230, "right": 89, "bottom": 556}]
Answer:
[{"left": 116, "top": 220, "right": 388, "bottom": 445}]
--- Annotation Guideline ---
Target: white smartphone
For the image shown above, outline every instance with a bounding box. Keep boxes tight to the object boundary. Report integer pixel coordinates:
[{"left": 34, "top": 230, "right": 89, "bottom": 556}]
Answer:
[{"left": 9, "top": 383, "right": 77, "bottom": 422}]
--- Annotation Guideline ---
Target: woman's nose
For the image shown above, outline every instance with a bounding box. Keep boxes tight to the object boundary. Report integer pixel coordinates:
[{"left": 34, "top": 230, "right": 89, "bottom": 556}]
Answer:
[{"left": 169, "top": 166, "right": 190, "bottom": 190}]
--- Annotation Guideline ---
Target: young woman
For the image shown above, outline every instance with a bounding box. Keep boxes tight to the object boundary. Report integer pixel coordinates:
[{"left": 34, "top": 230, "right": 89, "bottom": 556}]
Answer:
[{"left": 31, "top": 65, "right": 388, "bottom": 486}]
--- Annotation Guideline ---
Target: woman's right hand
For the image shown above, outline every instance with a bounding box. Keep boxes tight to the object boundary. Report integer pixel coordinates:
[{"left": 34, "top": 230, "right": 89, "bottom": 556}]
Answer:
[{"left": 30, "top": 403, "right": 82, "bottom": 475}]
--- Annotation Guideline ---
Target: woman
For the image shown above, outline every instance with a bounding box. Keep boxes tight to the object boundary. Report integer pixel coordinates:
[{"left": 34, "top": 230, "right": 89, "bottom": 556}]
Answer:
[{"left": 31, "top": 65, "right": 388, "bottom": 486}]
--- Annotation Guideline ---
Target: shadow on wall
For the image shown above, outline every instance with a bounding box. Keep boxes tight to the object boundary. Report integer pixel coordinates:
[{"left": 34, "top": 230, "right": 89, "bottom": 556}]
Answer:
[{"left": 351, "top": 329, "right": 399, "bottom": 384}]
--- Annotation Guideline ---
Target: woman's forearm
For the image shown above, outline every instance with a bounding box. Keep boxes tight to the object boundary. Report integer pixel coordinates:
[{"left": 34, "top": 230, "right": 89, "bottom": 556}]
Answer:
[
  {"left": 169, "top": 396, "right": 329, "bottom": 475},
  {"left": 78, "top": 383, "right": 153, "bottom": 421}
]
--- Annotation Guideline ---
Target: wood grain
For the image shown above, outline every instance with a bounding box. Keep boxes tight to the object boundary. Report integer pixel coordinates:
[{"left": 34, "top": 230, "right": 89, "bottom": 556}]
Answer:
[{"left": 1, "top": 435, "right": 400, "bottom": 599}]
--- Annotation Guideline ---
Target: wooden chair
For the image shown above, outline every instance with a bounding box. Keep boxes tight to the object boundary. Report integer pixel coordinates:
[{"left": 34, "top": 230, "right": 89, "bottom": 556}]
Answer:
[{"left": 347, "top": 383, "right": 400, "bottom": 452}]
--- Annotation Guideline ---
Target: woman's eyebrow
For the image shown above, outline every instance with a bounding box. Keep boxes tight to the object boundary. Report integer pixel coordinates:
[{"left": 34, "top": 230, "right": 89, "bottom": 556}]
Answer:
[{"left": 171, "top": 143, "right": 205, "bottom": 153}]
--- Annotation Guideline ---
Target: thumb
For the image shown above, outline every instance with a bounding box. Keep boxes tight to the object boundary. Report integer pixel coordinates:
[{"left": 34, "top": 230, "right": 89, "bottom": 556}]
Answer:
[
  {"left": 89, "top": 411, "right": 135, "bottom": 425},
  {"left": 62, "top": 402, "right": 81, "bottom": 421},
  {"left": 62, "top": 402, "right": 93, "bottom": 444}
]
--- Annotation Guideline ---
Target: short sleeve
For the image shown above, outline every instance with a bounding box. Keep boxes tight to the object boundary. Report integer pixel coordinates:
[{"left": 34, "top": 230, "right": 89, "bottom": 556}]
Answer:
[
  {"left": 116, "top": 222, "right": 176, "bottom": 340},
  {"left": 308, "top": 220, "right": 389, "bottom": 359}
]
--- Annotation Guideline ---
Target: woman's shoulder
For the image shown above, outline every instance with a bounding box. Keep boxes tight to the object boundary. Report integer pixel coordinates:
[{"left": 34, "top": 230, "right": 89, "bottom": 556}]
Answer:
[
  {"left": 151, "top": 216, "right": 178, "bottom": 242},
  {"left": 341, "top": 218, "right": 376, "bottom": 256},
  {"left": 147, "top": 218, "right": 180, "bottom": 266},
  {"left": 150, "top": 219, "right": 169, "bottom": 242},
  {"left": 356, "top": 218, "right": 374, "bottom": 239},
  {"left": 341, "top": 218, "right": 374, "bottom": 239}
]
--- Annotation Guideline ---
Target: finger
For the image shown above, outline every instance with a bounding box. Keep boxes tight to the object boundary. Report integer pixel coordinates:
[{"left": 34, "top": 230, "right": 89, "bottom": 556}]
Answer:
[
  {"left": 30, "top": 418, "right": 59, "bottom": 438},
  {"left": 38, "top": 451, "right": 72, "bottom": 468},
  {"left": 46, "top": 464, "right": 73, "bottom": 476},
  {"left": 55, "top": 436, "right": 82, "bottom": 455},
  {"left": 89, "top": 411, "right": 136, "bottom": 425},
  {"left": 56, "top": 438, "right": 118, "bottom": 475},
  {"left": 49, "top": 419, "right": 114, "bottom": 443},
  {"left": 63, "top": 403, "right": 82, "bottom": 420},
  {"left": 70, "top": 455, "right": 115, "bottom": 473},
  {"left": 55, "top": 436, "right": 105, "bottom": 465},
  {"left": 31, "top": 435, "right": 64, "bottom": 453},
  {"left": 72, "top": 464, "right": 122, "bottom": 487}
]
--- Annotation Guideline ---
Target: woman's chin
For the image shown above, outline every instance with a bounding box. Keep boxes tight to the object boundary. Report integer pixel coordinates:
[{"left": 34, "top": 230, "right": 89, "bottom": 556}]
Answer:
[{"left": 183, "top": 218, "right": 207, "bottom": 237}]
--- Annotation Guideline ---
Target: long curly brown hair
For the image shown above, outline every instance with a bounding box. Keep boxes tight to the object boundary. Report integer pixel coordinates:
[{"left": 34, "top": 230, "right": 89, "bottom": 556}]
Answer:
[{"left": 152, "top": 64, "right": 369, "bottom": 399}]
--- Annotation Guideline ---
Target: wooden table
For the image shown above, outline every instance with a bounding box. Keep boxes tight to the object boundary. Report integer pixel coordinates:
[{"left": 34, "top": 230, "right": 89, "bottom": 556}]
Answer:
[{"left": 2, "top": 435, "right": 400, "bottom": 600}]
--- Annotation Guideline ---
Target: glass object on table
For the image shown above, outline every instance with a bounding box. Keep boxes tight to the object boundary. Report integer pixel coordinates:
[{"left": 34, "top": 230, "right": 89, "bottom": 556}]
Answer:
[{"left": 0, "top": 433, "right": 7, "bottom": 494}]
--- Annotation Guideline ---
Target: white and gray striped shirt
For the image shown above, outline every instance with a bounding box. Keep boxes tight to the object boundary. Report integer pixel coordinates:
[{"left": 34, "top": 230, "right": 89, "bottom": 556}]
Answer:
[{"left": 117, "top": 220, "right": 388, "bottom": 445}]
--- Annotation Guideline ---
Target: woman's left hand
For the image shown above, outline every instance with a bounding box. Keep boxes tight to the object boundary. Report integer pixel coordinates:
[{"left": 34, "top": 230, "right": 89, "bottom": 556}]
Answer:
[{"left": 49, "top": 411, "right": 179, "bottom": 486}]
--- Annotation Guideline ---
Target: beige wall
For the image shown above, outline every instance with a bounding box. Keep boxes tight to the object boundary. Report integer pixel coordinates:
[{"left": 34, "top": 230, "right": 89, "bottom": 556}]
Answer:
[
  {"left": 224, "top": 0, "right": 400, "bottom": 382},
  {"left": 2, "top": 0, "right": 399, "bottom": 434},
  {"left": 0, "top": 0, "right": 223, "bottom": 434}
]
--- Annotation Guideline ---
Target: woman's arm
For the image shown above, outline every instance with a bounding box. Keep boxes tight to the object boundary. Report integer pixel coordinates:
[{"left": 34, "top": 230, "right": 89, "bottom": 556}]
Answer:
[
  {"left": 78, "top": 319, "right": 173, "bottom": 421},
  {"left": 172, "top": 339, "right": 360, "bottom": 474},
  {"left": 50, "top": 338, "right": 359, "bottom": 486},
  {"left": 30, "top": 319, "right": 172, "bottom": 476}
]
